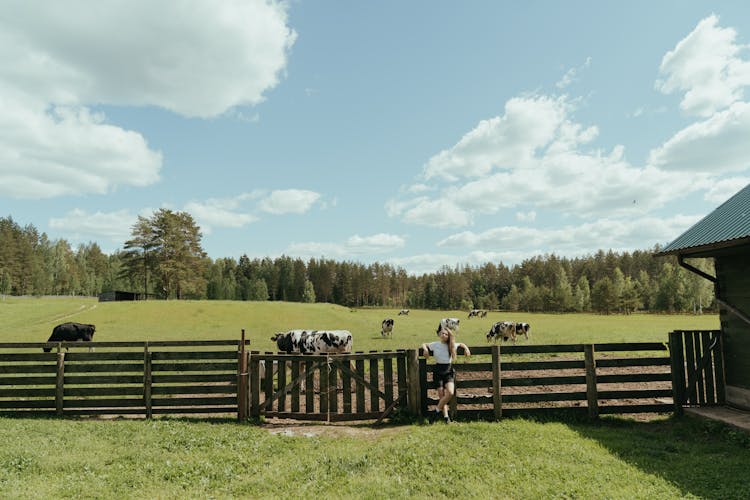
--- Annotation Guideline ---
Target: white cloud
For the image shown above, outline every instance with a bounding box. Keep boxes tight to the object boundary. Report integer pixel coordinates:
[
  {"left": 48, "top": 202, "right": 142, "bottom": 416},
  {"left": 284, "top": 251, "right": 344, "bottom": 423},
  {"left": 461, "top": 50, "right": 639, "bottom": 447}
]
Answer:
[
  {"left": 703, "top": 177, "right": 750, "bottom": 203},
  {"left": 648, "top": 101, "right": 750, "bottom": 173},
  {"left": 516, "top": 211, "right": 536, "bottom": 222},
  {"left": 258, "top": 189, "right": 321, "bottom": 215},
  {"left": 286, "top": 233, "right": 406, "bottom": 259},
  {"left": 49, "top": 209, "right": 136, "bottom": 245},
  {"left": 0, "top": 1, "right": 295, "bottom": 200},
  {"left": 184, "top": 196, "right": 259, "bottom": 233},
  {"left": 656, "top": 14, "right": 750, "bottom": 117},
  {"left": 436, "top": 215, "right": 702, "bottom": 256},
  {"left": 556, "top": 57, "right": 592, "bottom": 89}
]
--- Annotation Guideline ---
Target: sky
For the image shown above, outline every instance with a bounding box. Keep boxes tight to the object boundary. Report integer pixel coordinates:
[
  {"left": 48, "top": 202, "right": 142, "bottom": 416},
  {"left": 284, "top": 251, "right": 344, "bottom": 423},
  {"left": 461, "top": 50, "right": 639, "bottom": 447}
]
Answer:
[{"left": 2, "top": 1, "right": 750, "bottom": 275}]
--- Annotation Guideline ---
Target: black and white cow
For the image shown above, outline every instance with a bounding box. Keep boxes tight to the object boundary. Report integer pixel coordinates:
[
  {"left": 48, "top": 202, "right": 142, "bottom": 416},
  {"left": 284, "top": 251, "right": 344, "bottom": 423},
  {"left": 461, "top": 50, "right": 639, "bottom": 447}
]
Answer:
[
  {"left": 515, "top": 322, "right": 531, "bottom": 341},
  {"left": 468, "top": 309, "right": 482, "bottom": 318},
  {"left": 43, "top": 322, "right": 96, "bottom": 352},
  {"left": 398, "top": 309, "right": 410, "bottom": 316},
  {"left": 480, "top": 310, "right": 488, "bottom": 318},
  {"left": 381, "top": 318, "right": 394, "bottom": 338},
  {"left": 436, "top": 317, "right": 460, "bottom": 335},
  {"left": 486, "top": 321, "right": 517, "bottom": 344},
  {"left": 270, "top": 329, "right": 353, "bottom": 354}
]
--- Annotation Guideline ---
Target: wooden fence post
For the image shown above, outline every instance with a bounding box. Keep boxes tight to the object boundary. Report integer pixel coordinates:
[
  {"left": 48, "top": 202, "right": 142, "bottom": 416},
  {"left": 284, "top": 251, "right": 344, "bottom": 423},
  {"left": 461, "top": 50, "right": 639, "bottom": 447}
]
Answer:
[
  {"left": 584, "top": 344, "right": 598, "bottom": 419},
  {"left": 55, "top": 349, "right": 65, "bottom": 416},
  {"left": 491, "top": 344, "right": 502, "bottom": 420},
  {"left": 249, "top": 352, "right": 260, "bottom": 418},
  {"left": 669, "top": 331, "right": 685, "bottom": 415},
  {"left": 406, "top": 349, "right": 421, "bottom": 416},
  {"left": 237, "top": 330, "right": 248, "bottom": 421},
  {"left": 144, "top": 342, "right": 152, "bottom": 419}
]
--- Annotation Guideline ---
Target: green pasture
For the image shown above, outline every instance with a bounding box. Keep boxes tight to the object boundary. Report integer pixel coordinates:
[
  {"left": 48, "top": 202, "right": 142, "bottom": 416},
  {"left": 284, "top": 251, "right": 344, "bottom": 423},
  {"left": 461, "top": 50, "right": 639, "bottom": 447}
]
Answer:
[
  {"left": 0, "top": 415, "right": 748, "bottom": 499},
  {"left": 0, "top": 296, "right": 719, "bottom": 350}
]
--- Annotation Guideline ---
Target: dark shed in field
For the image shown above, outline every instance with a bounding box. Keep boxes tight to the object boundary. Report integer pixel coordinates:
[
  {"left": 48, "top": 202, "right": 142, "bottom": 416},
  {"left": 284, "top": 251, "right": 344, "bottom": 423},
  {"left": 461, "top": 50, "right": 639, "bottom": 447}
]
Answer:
[
  {"left": 657, "top": 183, "right": 750, "bottom": 410},
  {"left": 98, "top": 291, "right": 139, "bottom": 302}
]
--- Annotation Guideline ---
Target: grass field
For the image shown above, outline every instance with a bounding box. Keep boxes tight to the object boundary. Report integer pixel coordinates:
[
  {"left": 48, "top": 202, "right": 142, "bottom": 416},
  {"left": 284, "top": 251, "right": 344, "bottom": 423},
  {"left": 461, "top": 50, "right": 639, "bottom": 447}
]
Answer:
[
  {"left": 0, "top": 297, "right": 747, "bottom": 499},
  {"left": 0, "top": 296, "right": 721, "bottom": 351}
]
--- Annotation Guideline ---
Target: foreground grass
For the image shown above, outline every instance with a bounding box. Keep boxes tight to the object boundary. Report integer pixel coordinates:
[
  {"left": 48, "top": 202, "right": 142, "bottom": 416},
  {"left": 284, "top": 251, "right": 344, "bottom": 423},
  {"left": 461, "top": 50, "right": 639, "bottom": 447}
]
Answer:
[
  {"left": 0, "top": 297, "right": 720, "bottom": 351},
  {"left": 0, "top": 415, "right": 748, "bottom": 499}
]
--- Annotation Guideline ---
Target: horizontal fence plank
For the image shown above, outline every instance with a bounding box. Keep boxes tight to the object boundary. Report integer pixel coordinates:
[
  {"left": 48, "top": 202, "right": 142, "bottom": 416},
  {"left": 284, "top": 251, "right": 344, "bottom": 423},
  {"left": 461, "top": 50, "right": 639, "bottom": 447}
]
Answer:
[
  {"left": 0, "top": 388, "right": 56, "bottom": 397},
  {"left": 597, "top": 389, "right": 673, "bottom": 399},
  {"left": 594, "top": 342, "right": 668, "bottom": 352},
  {"left": 503, "top": 375, "right": 587, "bottom": 386},
  {"left": 502, "top": 360, "right": 585, "bottom": 370},
  {"left": 0, "top": 353, "right": 58, "bottom": 362},
  {"left": 152, "top": 385, "right": 236, "bottom": 395},
  {"left": 0, "top": 376, "right": 56, "bottom": 386},
  {"left": 65, "top": 375, "right": 143, "bottom": 385},
  {"left": 250, "top": 352, "right": 404, "bottom": 362},
  {"left": 62, "top": 408, "right": 146, "bottom": 416},
  {"left": 152, "top": 374, "right": 237, "bottom": 384},
  {"left": 501, "top": 392, "right": 588, "bottom": 403},
  {"left": 468, "top": 345, "right": 586, "bottom": 355},
  {"left": 597, "top": 373, "right": 671, "bottom": 383},
  {"left": 64, "top": 387, "right": 144, "bottom": 397},
  {"left": 151, "top": 351, "right": 239, "bottom": 361},
  {"left": 0, "top": 365, "right": 56, "bottom": 374},
  {"left": 0, "top": 340, "right": 246, "bottom": 349},
  {"left": 64, "top": 363, "right": 144, "bottom": 373},
  {"left": 596, "top": 357, "right": 670, "bottom": 368},
  {"left": 62, "top": 398, "right": 145, "bottom": 408},
  {"left": 65, "top": 352, "right": 145, "bottom": 361},
  {"left": 151, "top": 407, "right": 236, "bottom": 415},
  {"left": 151, "top": 362, "right": 236, "bottom": 372},
  {"left": 151, "top": 397, "right": 237, "bottom": 407},
  {"left": 0, "top": 400, "right": 55, "bottom": 409}
]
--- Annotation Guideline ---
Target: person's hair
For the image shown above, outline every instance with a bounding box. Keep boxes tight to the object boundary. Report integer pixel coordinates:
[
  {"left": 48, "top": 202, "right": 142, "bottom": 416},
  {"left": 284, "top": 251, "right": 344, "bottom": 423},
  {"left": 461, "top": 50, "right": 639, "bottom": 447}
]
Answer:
[{"left": 441, "top": 328, "right": 457, "bottom": 362}]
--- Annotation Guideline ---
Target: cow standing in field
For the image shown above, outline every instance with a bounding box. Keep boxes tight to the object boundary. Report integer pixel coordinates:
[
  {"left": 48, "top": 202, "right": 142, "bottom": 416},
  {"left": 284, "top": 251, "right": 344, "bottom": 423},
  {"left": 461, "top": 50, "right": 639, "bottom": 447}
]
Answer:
[
  {"left": 436, "top": 317, "right": 460, "bottom": 335},
  {"left": 43, "top": 322, "right": 96, "bottom": 352},
  {"left": 398, "top": 309, "right": 410, "bottom": 316},
  {"left": 468, "top": 309, "right": 481, "bottom": 318},
  {"left": 381, "top": 318, "right": 394, "bottom": 338},
  {"left": 486, "top": 321, "right": 517, "bottom": 344},
  {"left": 271, "top": 329, "right": 353, "bottom": 354},
  {"left": 515, "top": 322, "right": 531, "bottom": 341}
]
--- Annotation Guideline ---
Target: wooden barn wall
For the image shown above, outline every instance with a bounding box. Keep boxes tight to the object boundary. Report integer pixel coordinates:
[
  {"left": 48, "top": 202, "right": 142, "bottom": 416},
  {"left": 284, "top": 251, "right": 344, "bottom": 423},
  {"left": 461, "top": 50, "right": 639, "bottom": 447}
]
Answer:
[{"left": 716, "top": 253, "right": 750, "bottom": 401}]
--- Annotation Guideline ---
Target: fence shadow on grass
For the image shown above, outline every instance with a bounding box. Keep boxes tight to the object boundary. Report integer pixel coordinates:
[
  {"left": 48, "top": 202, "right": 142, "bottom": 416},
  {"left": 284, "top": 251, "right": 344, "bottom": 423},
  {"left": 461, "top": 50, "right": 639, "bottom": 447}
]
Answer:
[{"left": 570, "top": 415, "right": 750, "bottom": 499}]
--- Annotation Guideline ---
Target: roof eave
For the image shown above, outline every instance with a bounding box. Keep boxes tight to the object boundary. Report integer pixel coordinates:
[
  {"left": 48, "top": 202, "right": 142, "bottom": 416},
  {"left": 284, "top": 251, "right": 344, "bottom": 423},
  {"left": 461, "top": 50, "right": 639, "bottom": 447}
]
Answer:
[{"left": 655, "top": 236, "right": 750, "bottom": 258}]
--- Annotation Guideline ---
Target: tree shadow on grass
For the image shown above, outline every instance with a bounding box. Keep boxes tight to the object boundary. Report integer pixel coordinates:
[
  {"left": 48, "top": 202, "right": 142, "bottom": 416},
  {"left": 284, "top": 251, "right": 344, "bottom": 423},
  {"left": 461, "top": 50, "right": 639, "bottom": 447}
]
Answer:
[{"left": 570, "top": 415, "right": 750, "bottom": 500}]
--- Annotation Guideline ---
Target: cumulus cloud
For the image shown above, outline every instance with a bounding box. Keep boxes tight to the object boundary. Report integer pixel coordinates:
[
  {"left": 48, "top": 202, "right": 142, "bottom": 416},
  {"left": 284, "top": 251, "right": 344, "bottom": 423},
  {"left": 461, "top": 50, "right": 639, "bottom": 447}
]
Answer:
[
  {"left": 184, "top": 195, "right": 259, "bottom": 233},
  {"left": 258, "top": 189, "right": 321, "bottom": 215},
  {"left": 286, "top": 233, "right": 406, "bottom": 259},
  {"left": 49, "top": 209, "right": 137, "bottom": 245},
  {"left": 656, "top": 14, "right": 750, "bottom": 117},
  {"left": 0, "top": 0, "right": 296, "bottom": 199}
]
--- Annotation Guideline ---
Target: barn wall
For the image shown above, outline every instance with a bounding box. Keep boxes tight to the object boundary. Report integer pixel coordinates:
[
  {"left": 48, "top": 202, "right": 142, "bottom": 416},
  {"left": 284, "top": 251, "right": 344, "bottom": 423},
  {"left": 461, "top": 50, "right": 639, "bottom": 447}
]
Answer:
[{"left": 716, "top": 253, "right": 750, "bottom": 408}]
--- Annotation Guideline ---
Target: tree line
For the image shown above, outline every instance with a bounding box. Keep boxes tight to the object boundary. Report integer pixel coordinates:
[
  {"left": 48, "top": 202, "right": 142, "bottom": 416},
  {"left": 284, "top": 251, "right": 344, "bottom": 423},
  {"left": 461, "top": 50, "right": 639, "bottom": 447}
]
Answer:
[{"left": 0, "top": 213, "right": 715, "bottom": 314}]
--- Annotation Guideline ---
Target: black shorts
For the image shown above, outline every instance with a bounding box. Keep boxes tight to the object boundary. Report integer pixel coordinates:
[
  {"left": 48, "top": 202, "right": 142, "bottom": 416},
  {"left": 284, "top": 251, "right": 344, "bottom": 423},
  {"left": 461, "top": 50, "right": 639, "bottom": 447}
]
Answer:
[{"left": 433, "top": 363, "right": 455, "bottom": 388}]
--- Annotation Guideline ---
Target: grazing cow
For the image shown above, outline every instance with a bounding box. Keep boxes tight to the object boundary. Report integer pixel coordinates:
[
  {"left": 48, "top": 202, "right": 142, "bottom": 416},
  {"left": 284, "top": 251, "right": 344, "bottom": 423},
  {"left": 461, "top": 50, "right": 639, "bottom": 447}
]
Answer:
[
  {"left": 486, "top": 321, "right": 518, "bottom": 344},
  {"left": 480, "top": 310, "right": 488, "bottom": 318},
  {"left": 381, "top": 318, "right": 394, "bottom": 338},
  {"left": 436, "top": 317, "right": 460, "bottom": 335},
  {"left": 468, "top": 309, "right": 481, "bottom": 318},
  {"left": 515, "top": 322, "right": 531, "bottom": 340},
  {"left": 43, "top": 322, "right": 96, "bottom": 352},
  {"left": 398, "top": 309, "right": 410, "bottom": 316},
  {"left": 271, "top": 329, "right": 353, "bottom": 354}
]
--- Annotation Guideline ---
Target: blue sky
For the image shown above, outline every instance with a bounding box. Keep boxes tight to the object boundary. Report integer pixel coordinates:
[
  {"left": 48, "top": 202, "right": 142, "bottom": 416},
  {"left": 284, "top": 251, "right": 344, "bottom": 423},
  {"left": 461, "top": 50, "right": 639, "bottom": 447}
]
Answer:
[{"left": 2, "top": 1, "right": 750, "bottom": 275}]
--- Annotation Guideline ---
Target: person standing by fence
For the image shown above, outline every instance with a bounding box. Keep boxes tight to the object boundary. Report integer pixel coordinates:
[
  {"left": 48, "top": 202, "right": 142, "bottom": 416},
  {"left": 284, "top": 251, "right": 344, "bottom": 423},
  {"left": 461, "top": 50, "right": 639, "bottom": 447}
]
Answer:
[{"left": 421, "top": 327, "right": 470, "bottom": 423}]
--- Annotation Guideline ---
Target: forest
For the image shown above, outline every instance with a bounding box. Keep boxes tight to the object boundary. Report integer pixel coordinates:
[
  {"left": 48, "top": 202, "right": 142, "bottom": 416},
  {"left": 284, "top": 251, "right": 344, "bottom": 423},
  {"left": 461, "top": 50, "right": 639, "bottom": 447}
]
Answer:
[{"left": 0, "top": 213, "right": 715, "bottom": 314}]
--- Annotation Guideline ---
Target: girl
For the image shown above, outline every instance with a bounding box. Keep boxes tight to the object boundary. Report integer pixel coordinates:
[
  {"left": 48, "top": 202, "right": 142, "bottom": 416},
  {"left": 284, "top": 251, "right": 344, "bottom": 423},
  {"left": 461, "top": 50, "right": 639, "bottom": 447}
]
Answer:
[{"left": 420, "top": 327, "right": 471, "bottom": 423}]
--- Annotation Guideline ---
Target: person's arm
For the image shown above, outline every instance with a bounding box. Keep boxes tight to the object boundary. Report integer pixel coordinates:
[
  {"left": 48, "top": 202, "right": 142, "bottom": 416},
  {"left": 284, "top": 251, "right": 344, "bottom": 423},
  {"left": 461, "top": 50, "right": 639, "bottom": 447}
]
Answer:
[
  {"left": 420, "top": 343, "right": 430, "bottom": 357},
  {"left": 459, "top": 343, "right": 471, "bottom": 357}
]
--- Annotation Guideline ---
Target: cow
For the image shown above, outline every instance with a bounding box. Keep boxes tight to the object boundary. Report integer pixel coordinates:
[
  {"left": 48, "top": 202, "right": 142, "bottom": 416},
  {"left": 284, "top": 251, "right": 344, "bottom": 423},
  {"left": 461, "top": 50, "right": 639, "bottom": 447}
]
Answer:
[
  {"left": 436, "top": 317, "right": 460, "bottom": 335},
  {"left": 271, "top": 329, "right": 353, "bottom": 354},
  {"left": 486, "top": 321, "right": 518, "bottom": 344},
  {"left": 468, "top": 309, "right": 481, "bottom": 318},
  {"left": 398, "top": 309, "right": 410, "bottom": 316},
  {"left": 381, "top": 318, "right": 394, "bottom": 338},
  {"left": 515, "top": 322, "right": 531, "bottom": 341},
  {"left": 480, "top": 310, "right": 488, "bottom": 318},
  {"left": 43, "top": 322, "right": 96, "bottom": 352}
]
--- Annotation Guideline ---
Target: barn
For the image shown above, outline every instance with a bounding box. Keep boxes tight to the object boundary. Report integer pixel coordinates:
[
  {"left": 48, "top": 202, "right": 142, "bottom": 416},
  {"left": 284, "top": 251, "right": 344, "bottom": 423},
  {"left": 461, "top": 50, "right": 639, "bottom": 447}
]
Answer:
[
  {"left": 657, "top": 183, "right": 750, "bottom": 411},
  {"left": 98, "top": 291, "right": 141, "bottom": 302}
]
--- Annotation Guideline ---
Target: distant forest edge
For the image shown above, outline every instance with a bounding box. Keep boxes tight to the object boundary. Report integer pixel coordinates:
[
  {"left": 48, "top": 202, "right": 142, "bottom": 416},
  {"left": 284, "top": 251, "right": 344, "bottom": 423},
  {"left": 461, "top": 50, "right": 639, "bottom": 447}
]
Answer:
[{"left": 0, "top": 212, "right": 714, "bottom": 314}]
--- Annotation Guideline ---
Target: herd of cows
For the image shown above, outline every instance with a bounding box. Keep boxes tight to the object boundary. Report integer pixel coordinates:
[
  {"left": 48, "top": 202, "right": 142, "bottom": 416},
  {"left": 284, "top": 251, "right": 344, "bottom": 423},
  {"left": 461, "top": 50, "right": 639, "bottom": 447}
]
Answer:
[{"left": 41, "top": 311, "right": 531, "bottom": 355}]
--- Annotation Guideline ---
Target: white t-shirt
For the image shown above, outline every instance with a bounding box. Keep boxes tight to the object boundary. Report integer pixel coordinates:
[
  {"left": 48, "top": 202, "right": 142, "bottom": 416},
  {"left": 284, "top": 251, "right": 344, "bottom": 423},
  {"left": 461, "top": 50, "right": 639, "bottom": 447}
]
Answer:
[{"left": 428, "top": 340, "right": 454, "bottom": 364}]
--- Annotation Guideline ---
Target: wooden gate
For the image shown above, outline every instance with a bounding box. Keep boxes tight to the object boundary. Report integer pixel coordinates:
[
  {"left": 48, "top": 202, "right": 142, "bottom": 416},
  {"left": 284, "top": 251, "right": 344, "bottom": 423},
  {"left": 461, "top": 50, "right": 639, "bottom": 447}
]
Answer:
[
  {"left": 249, "top": 351, "right": 407, "bottom": 422},
  {"left": 669, "top": 329, "right": 725, "bottom": 410}
]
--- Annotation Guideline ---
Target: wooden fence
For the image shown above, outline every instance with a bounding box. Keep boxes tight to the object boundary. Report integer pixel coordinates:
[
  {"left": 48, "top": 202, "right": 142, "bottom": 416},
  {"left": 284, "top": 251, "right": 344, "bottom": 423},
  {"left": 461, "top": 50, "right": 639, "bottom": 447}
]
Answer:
[
  {"left": 418, "top": 342, "right": 674, "bottom": 420},
  {"left": 1, "top": 335, "right": 722, "bottom": 422},
  {"left": 668, "top": 329, "right": 725, "bottom": 411},
  {"left": 0, "top": 340, "right": 249, "bottom": 418}
]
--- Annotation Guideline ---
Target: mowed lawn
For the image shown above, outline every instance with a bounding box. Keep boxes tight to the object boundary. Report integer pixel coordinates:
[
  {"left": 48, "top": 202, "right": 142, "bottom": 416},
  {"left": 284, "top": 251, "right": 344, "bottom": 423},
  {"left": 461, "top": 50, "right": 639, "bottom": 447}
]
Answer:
[
  {"left": 0, "top": 298, "right": 748, "bottom": 499},
  {"left": 0, "top": 296, "right": 721, "bottom": 350}
]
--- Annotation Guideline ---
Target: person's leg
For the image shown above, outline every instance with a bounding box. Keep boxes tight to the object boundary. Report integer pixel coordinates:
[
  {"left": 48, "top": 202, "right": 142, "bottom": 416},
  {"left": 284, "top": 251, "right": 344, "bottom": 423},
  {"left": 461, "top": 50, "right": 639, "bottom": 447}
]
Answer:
[{"left": 438, "top": 381, "right": 454, "bottom": 419}]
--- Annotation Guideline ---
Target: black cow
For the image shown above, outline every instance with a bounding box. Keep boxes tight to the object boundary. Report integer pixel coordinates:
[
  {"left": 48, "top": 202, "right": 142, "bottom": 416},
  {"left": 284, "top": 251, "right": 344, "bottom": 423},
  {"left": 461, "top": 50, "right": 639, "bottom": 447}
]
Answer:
[{"left": 43, "top": 322, "right": 96, "bottom": 352}]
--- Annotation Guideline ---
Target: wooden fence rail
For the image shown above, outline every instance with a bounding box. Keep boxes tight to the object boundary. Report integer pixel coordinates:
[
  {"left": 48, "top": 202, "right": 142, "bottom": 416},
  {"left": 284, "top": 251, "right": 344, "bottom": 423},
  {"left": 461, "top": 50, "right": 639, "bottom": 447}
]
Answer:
[{"left": 0, "top": 340, "right": 249, "bottom": 419}]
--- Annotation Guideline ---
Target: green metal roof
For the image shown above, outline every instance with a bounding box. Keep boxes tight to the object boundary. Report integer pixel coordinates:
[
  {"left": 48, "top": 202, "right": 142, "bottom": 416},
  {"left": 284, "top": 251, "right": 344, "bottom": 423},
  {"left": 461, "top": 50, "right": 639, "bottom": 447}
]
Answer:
[{"left": 659, "top": 183, "right": 750, "bottom": 257}]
